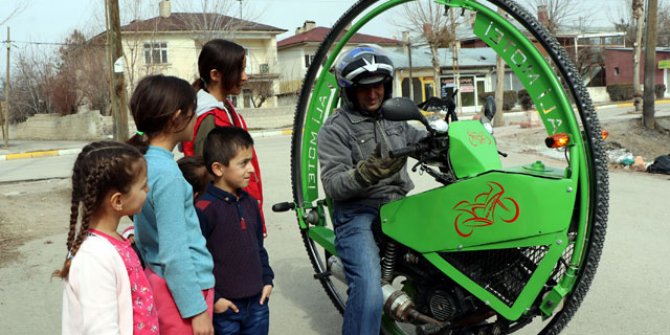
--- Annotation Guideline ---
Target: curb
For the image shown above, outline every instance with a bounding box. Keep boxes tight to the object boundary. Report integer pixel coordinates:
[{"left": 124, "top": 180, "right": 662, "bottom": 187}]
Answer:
[
  {"left": 596, "top": 99, "right": 670, "bottom": 110},
  {"left": 0, "top": 148, "right": 82, "bottom": 161},
  {"left": 249, "top": 128, "right": 293, "bottom": 138},
  {"left": 0, "top": 129, "right": 294, "bottom": 161}
]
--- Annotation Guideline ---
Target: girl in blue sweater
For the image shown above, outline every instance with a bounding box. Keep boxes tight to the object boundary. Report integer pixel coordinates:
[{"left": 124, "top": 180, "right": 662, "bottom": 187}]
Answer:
[{"left": 127, "top": 74, "right": 215, "bottom": 335}]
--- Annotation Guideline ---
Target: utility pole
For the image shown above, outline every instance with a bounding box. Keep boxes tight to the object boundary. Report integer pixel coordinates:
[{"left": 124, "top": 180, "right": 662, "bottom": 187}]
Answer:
[
  {"left": 3, "top": 27, "right": 10, "bottom": 147},
  {"left": 238, "top": 0, "right": 243, "bottom": 19},
  {"left": 632, "top": 0, "right": 644, "bottom": 112},
  {"left": 403, "top": 31, "right": 414, "bottom": 101},
  {"left": 449, "top": 10, "right": 462, "bottom": 115},
  {"left": 643, "top": 0, "right": 658, "bottom": 129},
  {"left": 104, "top": 0, "right": 114, "bottom": 119},
  {"left": 493, "top": 7, "right": 506, "bottom": 127},
  {"left": 107, "top": 0, "right": 129, "bottom": 141}
]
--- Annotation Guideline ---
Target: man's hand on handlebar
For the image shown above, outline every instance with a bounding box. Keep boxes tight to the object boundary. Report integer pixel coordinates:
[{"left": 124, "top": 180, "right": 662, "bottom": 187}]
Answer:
[
  {"left": 390, "top": 136, "right": 432, "bottom": 159},
  {"left": 355, "top": 143, "right": 407, "bottom": 186}
]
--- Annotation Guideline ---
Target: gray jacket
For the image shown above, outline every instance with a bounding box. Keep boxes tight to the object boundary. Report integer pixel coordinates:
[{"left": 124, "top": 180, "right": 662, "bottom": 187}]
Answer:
[{"left": 318, "top": 105, "right": 426, "bottom": 208}]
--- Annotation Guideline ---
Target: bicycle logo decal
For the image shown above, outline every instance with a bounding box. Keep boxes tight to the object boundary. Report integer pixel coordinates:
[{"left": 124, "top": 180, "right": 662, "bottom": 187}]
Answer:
[
  {"left": 467, "top": 130, "right": 493, "bottom": 147},
  {"left": 453, "top": 181, "right": 520, "bottom": 237}
]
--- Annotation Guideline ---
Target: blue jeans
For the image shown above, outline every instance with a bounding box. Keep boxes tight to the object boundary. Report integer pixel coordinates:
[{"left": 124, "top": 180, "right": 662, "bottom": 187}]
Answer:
[
  {"left": 213, "top": 292, "right": 269, "bottom": 335},
  {"left": 333, "top": 203, "right": 383, "bottom": 335}
]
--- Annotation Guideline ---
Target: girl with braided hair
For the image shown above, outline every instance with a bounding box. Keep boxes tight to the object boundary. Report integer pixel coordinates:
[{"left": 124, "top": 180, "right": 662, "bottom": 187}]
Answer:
[
  {"left": 56, "top": 140, "right": 158, "bottom": 335},
  {"left": 127, "top": 74, "right": 215, "bottom": 335}
]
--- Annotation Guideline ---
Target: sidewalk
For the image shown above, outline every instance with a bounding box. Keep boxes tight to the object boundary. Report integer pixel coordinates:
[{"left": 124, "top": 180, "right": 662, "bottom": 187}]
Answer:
[{"left": 0, "top": 128, "right": 293, "bottom": 161}]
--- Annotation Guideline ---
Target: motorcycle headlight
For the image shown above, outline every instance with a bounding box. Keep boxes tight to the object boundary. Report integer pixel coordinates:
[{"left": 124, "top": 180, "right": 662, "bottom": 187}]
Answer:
[
  {"left": 483, "top": 121, "right": 494, "bottom": 134},
  {"left": 429, "top": 118, "right": 449, "bottom": 134}
]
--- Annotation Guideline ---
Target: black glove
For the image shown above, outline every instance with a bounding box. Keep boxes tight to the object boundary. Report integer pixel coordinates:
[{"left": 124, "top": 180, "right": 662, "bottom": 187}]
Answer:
[{"left": 354, "top": 143, "right": 407, "bottom": 186}]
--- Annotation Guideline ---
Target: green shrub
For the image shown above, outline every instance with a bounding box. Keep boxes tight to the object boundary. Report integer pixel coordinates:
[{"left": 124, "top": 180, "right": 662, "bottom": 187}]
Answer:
[
  {"left": 655, "top": 84, "right": 666, "bottom": 99},
  {"left": 517, "top": 89, "right": 534, "bottom": 110},
  {"left": 503, "top": 91, "right": 518, "bottom": 110},
  {"left": 477, "top": 91, "right": 518, "bottom": 111},
  {"left": 606, "top": 84, "right": 635, "bottom": 101}
]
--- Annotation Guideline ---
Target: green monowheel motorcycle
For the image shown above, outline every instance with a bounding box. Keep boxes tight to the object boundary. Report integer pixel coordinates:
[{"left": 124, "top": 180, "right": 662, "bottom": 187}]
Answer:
[{"left": 273, "top": 1, "right": 608, "bottom": 334}]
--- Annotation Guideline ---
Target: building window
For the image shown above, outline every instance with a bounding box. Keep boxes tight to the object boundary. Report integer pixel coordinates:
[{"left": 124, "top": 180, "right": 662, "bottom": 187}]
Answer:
[
  {"left": 304, "top": 54, "right": 315, "bottom": 68},
  {"left": 614, "top": 67, "right": 620, "bottom": 76},
  {"left": 245, "top": 48, "right": 251, "bottom": 73},
  {"left": 144, "top": 42, "right": 168, "bottom": 64},
  {"left": 259, "top": 63, "right": 270, "bottom": 74},
  {"left": 243, "top": 89, "right": 253, "bottom": 108}
]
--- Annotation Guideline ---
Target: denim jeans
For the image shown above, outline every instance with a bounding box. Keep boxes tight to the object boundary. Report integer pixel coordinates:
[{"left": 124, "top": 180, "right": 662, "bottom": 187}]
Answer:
[
  {"left": 213, "top": 292, "right": 269, "bottom": 335},
  {"left": 333, "top": 203, "right": 383, "bottom": 335}
]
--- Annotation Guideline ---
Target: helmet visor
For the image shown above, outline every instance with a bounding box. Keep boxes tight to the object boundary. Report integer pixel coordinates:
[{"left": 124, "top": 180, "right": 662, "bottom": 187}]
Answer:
[{"left": 356, "top": 74, "right": 388, "bottom": 86}]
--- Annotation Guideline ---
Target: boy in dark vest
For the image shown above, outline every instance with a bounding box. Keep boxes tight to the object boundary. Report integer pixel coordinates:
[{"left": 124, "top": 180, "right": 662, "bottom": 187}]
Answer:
[{"left": 195, "top": 127, "right": 274, "bottom": 334}]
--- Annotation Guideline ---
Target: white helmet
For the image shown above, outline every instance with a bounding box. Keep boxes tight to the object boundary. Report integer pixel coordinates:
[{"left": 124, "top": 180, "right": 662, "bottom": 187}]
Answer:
[{"left": 334, "top": 44, "right": 394, "bottom": 109}]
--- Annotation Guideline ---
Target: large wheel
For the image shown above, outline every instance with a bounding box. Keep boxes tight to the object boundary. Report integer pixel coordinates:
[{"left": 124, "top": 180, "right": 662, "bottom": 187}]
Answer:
[{"left": 289, "top": 1, "right": 608, "bottom": 334}]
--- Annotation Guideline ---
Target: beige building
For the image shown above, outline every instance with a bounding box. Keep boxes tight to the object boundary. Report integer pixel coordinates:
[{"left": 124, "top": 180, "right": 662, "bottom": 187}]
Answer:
[
  {"left": 276, "top": 21, "right": 401, "bottom": 105},
  {"left": 116, "top": 1, "right": 286, "bottom": 108}
]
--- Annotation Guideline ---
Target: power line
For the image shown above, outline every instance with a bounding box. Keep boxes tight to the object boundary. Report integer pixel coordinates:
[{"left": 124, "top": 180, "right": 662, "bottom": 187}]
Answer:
[{"left": 2, "top": 40, "right": 108, "bottom": 47}]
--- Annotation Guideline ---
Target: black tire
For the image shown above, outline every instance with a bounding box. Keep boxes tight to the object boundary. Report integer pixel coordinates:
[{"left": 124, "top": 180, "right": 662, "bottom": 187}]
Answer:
[
  {"left": 290, "top": 1, "right": 608, "bottom": 334},
  {"left": 290, "top": 0, "right": 380, "bottom": 314},
  {"left": 488, "top": 1, "right": 609, "bottom": 334}
]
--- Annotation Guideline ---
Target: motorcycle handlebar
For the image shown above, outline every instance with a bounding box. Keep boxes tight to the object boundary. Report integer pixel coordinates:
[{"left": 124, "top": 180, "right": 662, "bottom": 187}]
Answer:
[{"left": 389, "top": 142, "right": 430, "bottom": 158}]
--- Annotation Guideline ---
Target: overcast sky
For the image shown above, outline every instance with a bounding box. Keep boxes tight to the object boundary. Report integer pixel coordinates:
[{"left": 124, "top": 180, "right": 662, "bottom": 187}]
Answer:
[{"left": 0, "top": 0, "right": 629, "bottom": 74}]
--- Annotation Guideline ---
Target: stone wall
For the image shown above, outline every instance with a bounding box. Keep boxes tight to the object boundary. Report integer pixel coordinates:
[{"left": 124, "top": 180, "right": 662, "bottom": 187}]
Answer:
[
  {"left": 236, "top": 106, "right": 295, "bottom": 130},
  {"left": 587, "top": 87, "right": 611, "bottom": 105},
  {"left": 8, "top": 106, "right": 296, "bottom": 140},
  {"left": 10, "top": 111, "right": 111, "bottom": 140}
]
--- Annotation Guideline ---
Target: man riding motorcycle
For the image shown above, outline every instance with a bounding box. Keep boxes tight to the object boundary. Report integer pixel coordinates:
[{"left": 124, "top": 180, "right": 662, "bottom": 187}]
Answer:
[{"left": 317, "top": 45, "right": 426, "bottom": 335}]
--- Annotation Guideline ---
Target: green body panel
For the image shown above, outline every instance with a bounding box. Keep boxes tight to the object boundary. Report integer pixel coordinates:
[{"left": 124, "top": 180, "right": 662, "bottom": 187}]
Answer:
[
  {"left": 380, "top": 172, "right": 576, "bottom": 253},
  {"left": 308, "top": 226, "right": 336, "bottom": 255},
  {"left": 508, "top": 160, "right": 568, "bottom": 179},
  {"left": 295, "top": 207, "right": 309, "bottom": 230},
  {"left": 448, "top": 121, "right": 502, "bottom": 178},
  {"left": 299, "top": 73, "right": 339, "bottom": 205}
]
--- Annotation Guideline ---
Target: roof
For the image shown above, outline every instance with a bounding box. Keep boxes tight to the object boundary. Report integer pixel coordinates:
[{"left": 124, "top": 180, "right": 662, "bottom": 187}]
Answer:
[
  {"left": 457, "top": 22, "right": 623, "bottom": 42},
  {"left": 387, "top": 46, "right": 497, "bottom": 69},
  {"left": 605, "top": 47, "right": 670, "bottom": 53},
  {"left": 121, "top": 13, "right": 286, "bottom": 33},
  {"left": 277, "top": 26, "right": 401, "bottom": 48},
  {"left": 554, "top": 25, "right": 624, "bottom": 37}
]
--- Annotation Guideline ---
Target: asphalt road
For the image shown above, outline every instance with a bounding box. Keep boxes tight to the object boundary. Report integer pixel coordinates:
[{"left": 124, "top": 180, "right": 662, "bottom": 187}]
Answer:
[{"left": 0, "top": 134, "right": 669, "bottom": 334}]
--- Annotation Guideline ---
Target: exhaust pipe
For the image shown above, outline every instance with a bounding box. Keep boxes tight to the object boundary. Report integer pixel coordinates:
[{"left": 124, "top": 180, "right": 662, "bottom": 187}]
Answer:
[{"left": 328, "top": 256, "right": 444, "bottom": 327}]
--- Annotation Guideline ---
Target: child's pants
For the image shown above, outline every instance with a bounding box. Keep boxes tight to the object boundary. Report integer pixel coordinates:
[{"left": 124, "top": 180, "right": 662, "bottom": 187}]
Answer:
[
  {"left": 145, "top": 268, "right": 214, "bottom": 335},
  {"left": 213, "top": 291, "right": 269, "bottom": 335}
]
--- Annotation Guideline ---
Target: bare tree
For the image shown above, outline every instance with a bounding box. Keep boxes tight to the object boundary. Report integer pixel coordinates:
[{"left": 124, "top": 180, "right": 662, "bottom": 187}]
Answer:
[
  {"left": 657, "top": 2, "right": 670, "bottom": 47},
  {"left": 524, "top": 0, "right": 581, "bottom": 35},
  {"left": 643, "top": 0, "right": 658, "bottom": 129},
  {"left": 245, "top": 59, "right": 278, "bottom": 108},
  {"left": 393, "top": 1, "right": 459, "bottom": 98},
  {"left": 1, "top": 0, "right": 27, "bottom": 144},
  {"left": 58, "top": 30, "right": 109, "bottom": 114},
  {"left": 493, "top": 8, "right": 506, "bottom": 127},
  {"left": 632, "top": 0, "right": 644, "bottom": 111},
  {"left": 9, "top": 47, "right": 57, "bottom": 122},
  {"left": 245, "top": 79, "right": 273, "bottom": 108}
]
